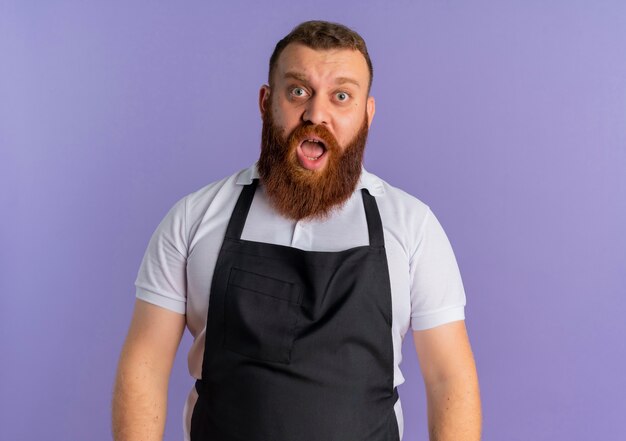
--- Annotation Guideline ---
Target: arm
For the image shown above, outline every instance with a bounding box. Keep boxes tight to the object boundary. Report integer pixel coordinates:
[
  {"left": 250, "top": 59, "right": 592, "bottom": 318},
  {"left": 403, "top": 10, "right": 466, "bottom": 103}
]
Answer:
[
  {"left": 112, "top": 299, "right": 186, "bottom": 441},
  {"left": 413, "top": 320, "right": 481, "bottom": 441}
]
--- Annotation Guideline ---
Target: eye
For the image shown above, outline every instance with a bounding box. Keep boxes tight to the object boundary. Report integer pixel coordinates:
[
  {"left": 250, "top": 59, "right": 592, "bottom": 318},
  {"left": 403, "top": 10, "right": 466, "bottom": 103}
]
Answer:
[
  {"left": 335, "top": 91, "right": 350, "bottom": 102},
  {"left": 290, "top": 87, "right": 308, "bottom": 98}
]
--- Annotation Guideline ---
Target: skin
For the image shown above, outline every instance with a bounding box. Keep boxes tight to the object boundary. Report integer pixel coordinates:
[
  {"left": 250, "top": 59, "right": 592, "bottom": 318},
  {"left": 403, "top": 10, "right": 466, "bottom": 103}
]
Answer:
[
  {"left": 112, "top": 300, "right": 185, "bottom": 441},
  {"left": 112, "top": 42, "right": 481, "bottom": 441},
  {"left": 413, "top": 322, "right": 482, "bottom": 440}
]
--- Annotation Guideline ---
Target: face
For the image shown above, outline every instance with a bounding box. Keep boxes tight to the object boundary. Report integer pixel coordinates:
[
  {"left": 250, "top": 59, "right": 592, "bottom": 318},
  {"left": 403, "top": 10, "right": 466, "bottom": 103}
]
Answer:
[
  {"left": 257, "top": 43, "right": 376, "bottom": 220},
  {"left": 260, "top": 43, "right": 375, "bottom": 171}
]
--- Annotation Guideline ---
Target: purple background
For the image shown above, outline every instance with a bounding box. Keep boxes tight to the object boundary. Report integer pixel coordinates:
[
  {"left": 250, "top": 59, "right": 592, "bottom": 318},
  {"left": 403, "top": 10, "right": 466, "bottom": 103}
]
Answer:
[{"left": 1, "top": 1, "right": 625, "bottom": 440}]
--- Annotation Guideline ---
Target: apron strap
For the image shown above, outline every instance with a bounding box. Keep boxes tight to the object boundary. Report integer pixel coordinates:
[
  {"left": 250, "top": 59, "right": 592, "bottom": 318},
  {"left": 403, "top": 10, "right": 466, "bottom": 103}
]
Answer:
[
  {"left": 361, "top": 189, "right": 385, "bottom": 248},
  {"left": 224, "top": 179, "right": 258, "bottom": 240},
  {"left": 225, "top": 180, "right": 384, "bottom": 248}
]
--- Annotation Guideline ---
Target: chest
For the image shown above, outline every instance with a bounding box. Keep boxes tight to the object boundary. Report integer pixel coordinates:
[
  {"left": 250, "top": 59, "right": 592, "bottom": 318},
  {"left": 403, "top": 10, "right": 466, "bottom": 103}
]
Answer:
[{"left": 185, "top": 188, "right": 413, "bottom": 338}]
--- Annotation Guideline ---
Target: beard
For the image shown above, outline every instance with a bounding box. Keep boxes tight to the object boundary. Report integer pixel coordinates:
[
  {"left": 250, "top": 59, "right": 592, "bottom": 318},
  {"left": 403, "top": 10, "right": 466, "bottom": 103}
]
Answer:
[{"left": 257, "top": 110, "right": 370, "bottom": 221}]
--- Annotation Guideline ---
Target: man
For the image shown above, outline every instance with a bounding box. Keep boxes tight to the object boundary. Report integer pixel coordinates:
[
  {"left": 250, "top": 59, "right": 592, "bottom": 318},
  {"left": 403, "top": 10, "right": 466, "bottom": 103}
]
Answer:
[{"left": 112, "top": 20, "right": 481, "bottom": 441}]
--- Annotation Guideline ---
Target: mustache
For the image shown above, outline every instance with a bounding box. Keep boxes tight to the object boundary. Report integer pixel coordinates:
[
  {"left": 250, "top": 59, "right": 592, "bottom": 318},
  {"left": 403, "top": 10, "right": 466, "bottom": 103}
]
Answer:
[{"left": 285, "top": 122, "right": 340, "bottom": 153}]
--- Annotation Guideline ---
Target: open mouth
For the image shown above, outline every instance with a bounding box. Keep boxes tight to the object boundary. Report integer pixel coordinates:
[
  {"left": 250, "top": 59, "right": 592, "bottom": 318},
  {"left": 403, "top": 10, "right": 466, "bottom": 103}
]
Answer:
[
  {"left": 301, "top": 138, "right": 326, "bottom": 160},
  {"left": 297, "top": 138, "right": 328, "bottom": 170}
]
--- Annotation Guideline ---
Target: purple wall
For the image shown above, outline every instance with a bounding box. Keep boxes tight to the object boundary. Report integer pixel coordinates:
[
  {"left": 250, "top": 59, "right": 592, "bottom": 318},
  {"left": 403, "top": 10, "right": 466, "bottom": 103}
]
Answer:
[{"left": 2, "top": 1, "right": 625, "bottom": 440}]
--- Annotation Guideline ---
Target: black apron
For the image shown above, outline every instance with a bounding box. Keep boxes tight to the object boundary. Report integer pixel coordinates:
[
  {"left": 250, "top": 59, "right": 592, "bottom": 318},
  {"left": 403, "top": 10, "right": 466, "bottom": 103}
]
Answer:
[{"left": 191, "top": 180, "right": 400, "bottom": 441}]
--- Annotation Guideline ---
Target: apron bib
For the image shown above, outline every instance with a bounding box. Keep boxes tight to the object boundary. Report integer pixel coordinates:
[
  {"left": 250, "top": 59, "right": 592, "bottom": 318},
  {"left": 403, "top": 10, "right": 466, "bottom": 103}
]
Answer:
[{"left": 191, "top": 180, "right": 400, "bottom": 441}]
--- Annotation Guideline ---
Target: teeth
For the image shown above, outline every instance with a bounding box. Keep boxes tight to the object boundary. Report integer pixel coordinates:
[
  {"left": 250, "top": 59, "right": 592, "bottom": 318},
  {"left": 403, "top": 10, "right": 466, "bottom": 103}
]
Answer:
[{"left": 302, "top": 139, "right": 324, "bottom": 161}]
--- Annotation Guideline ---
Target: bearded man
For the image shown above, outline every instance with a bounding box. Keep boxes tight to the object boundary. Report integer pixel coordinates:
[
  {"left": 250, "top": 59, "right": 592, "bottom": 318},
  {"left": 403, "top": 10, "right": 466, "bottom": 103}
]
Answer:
[{"left": 113, "top": 20, "right": 481, "bottom": 441}]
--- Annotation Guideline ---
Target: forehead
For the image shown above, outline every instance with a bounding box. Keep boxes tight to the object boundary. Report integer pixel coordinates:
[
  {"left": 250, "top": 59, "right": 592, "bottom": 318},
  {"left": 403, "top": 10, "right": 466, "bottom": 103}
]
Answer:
[{"left": 274, "top": 43, "right": 370, "bottom": 88}]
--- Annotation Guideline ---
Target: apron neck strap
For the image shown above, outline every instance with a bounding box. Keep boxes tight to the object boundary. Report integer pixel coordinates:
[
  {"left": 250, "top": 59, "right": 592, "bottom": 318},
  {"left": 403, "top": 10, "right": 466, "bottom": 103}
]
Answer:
[
  {"left": 225, "top": 180, "right": 385, "bottom": 248},
  {"left": 224, "top": 179, "right": 259, "bottom": 240},
  {"left": 361, "top": 188, "right": 385, "bottom": 248}
]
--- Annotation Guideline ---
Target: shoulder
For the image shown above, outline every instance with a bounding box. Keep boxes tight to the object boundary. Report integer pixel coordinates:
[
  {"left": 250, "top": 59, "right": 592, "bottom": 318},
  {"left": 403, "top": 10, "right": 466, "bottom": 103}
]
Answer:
[
  {"left": 363, "top": 169, "right": 431, "bottom": 227},
  {"left": 164, "top": 166, "right": 251, "bottom": 240},
  {"left": 361, "top": 170, "right": 438, "bottom": 261},
  {"left": 185, "top": 168, "right": 245, "bottom": 212},
  {"left": 185, "top": 166, "right": 253, "bottom": 215}
]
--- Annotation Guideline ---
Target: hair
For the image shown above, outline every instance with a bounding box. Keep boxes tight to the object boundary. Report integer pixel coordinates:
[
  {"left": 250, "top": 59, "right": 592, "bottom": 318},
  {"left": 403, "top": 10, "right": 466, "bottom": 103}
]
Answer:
[{"left": 268, "top": 20, "right": 373, "bottom": 92}]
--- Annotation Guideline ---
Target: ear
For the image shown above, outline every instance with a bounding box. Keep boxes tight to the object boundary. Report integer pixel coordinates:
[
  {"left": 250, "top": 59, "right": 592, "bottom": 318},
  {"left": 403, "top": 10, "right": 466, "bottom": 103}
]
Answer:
[
  {"left": 259, "top": 85, "right": 271, "bottom": 117},
  {"left": 366, "top": 96, "right": 375, "bottom": 128}
]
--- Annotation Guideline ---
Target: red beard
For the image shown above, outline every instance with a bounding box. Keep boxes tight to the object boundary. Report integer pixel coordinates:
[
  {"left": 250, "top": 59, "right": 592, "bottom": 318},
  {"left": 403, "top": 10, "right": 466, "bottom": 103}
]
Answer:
[{"left": 258, "top": 110, "right": 369, "bottom": 220}]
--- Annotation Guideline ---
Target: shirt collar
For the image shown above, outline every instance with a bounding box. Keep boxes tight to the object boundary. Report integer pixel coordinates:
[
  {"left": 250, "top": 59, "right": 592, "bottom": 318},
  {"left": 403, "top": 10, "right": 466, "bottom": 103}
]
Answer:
[{"left": 236, "top": 162, "right": 385, "bottom": 197}]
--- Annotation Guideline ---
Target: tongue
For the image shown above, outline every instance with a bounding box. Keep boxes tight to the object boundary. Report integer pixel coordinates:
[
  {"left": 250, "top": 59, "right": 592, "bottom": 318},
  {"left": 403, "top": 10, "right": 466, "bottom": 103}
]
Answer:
[{"left": 301, "top": 141, "right": 325, "bottom": 158}]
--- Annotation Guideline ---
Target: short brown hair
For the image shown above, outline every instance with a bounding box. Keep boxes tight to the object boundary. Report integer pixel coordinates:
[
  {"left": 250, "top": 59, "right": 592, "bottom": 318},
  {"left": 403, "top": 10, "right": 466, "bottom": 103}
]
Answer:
[{"left": 268, "top": 20, "right": 373, "bottom": 92}]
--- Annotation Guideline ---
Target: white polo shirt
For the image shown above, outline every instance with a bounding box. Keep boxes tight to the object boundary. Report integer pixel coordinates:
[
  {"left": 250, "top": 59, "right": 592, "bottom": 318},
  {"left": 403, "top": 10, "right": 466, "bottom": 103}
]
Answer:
[{"left": 135, "top": 163, "right": 466, "bottom": 440}]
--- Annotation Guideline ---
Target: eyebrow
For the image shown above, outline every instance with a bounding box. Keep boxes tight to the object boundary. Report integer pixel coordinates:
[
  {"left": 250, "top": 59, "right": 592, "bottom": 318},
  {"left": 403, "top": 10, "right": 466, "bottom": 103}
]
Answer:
[
  {"left": 334, "top": 77, "right": 361, "bottom": 89},
  {"left": 284, "top": 72, "right": 308, "bottom": 82},
  {"left": 283, "top": 71, "right": 362, "bottom": 89}
]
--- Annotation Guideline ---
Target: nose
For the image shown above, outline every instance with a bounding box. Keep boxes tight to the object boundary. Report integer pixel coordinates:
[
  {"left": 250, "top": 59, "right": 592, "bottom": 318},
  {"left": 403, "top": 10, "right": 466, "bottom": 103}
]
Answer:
[{"left": 302, "top": 95, "right": 330, "bottom": 125}]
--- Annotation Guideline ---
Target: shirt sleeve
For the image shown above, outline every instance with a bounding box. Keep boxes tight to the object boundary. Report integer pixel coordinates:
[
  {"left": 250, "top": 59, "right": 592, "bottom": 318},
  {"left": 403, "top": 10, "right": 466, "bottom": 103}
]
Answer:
[
  {"left": 409, "top": 208, "right": 466, "bottom": 331},
  {"left": 134, "top": 196, "right": 188, "bottom": 314}
]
